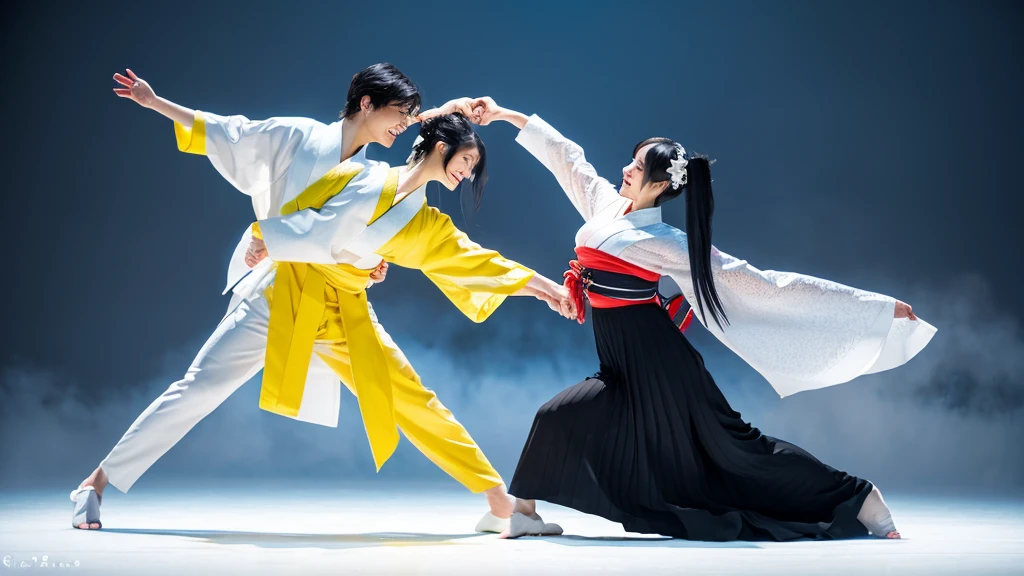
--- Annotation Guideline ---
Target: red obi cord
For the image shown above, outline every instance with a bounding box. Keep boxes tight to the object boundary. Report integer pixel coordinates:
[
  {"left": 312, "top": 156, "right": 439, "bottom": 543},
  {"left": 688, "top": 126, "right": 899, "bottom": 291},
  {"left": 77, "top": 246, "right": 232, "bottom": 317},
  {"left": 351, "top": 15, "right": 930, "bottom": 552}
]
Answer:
[
  {"left": 564, "top": 246, "right": 694, "bottom": 332},
  {"left": 563, "top": 259, "right": 590, "bottom": 325}
]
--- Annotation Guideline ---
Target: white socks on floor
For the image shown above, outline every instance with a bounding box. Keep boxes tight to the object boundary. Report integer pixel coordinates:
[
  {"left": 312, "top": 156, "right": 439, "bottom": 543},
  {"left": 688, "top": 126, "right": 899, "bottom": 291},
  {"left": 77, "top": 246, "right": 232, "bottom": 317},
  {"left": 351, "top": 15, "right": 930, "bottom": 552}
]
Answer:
[
  {"left": 475, "top": 512, "right": 511, "bottom": 533},
  {"left": 857, "top": 486, "right": 899, "bottom": 538},
  {"left": 506, "top": 512, "right": 564, "bottom": 539}
]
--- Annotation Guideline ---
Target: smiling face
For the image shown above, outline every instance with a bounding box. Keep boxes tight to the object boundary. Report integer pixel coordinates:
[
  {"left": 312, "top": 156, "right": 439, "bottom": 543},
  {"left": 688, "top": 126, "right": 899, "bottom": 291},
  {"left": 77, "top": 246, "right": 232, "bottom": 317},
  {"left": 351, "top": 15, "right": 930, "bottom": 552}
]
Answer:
[
  {"left": 433, "top": 142, "right": 481, "bottom": 191},
  {"left": 363, "top": 96, "right": 415, "bottom": 148}
]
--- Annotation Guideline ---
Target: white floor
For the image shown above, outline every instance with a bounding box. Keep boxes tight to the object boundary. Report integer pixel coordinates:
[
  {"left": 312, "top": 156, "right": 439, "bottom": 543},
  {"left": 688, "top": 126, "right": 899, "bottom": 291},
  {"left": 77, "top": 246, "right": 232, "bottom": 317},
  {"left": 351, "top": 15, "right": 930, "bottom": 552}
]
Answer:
[{"left": 2, "top": 483, "right": 1022, "bottom": 575}]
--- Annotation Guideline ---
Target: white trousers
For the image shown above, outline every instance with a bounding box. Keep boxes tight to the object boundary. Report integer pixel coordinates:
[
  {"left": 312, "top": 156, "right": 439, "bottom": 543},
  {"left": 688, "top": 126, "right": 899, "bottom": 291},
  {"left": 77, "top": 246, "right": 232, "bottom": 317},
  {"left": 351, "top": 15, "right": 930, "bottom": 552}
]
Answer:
[{"left": 99, "top": 287, "right": 343, "bottom": 492}]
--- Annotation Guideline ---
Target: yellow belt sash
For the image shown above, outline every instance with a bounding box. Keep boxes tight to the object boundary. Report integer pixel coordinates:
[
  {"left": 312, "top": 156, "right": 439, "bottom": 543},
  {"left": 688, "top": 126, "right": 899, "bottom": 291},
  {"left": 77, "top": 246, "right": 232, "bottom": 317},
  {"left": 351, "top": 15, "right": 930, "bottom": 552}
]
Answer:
[{"left": 256, "top": 163, "right": 404, "bottom": 469}]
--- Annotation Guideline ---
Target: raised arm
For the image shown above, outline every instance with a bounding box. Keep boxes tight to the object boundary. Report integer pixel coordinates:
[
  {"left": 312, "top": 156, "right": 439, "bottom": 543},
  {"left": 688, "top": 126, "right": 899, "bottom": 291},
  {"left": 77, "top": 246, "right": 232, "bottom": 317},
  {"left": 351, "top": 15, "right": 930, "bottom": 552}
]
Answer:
[
  {"left": 419, "top": 98, "right": 625, "bottom": 221},
  {"left": 113, "top": 68, "right": 315, "bottom": 198}
]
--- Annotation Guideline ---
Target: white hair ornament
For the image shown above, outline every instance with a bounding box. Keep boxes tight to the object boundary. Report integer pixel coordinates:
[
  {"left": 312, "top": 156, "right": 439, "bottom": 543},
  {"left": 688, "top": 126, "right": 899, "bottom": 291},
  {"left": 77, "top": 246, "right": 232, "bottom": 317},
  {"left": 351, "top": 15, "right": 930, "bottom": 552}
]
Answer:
[{"left": 667, "top": 143, "right": 688, "bottom": 189}]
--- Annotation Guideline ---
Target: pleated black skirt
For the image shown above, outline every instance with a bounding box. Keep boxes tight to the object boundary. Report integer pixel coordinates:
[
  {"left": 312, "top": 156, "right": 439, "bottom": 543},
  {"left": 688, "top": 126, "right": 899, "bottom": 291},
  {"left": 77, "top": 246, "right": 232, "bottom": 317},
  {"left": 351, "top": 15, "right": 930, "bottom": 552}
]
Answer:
[{"left": 509, "top": 303, "right": 872, "bottom": 541}]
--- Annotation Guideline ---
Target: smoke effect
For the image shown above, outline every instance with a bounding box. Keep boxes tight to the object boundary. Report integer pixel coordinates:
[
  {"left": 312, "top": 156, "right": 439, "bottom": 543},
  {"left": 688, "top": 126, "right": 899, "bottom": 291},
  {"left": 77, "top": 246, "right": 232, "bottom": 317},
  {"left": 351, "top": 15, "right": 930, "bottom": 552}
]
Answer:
[
  {"left": 0, "top": 314, "right": 593, "bottom": 492},
  {"left": 899, "top": 276, "right": 1024, "bottom": 416},
  {"left": 2, "top": 273, "right": 1022, "bottom": 495},
  {"left": 698, "top": 273, "right": 1024, "bottom": 494}
]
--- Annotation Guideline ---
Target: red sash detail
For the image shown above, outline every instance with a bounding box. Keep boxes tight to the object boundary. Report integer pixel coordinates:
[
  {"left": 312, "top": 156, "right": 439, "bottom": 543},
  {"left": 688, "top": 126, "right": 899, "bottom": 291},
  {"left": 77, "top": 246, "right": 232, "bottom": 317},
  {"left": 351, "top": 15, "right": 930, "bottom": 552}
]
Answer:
[
  {"left": 575, "top": 246, "right": 661, "bottom": 281},
  {"left": 564, "top": 246, "right": 693, "bottom": 332}
]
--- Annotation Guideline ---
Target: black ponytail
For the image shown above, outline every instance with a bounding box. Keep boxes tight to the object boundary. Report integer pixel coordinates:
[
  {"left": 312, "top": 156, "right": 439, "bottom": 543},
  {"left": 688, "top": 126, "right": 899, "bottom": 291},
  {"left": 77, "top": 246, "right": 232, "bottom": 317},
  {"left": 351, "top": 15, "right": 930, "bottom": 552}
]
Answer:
[
  {"left": 680, "top": 156, "right": 727, "bottom": 330},
  {"left": 634, "top": 139, "right": 728, "bottom": 330}
]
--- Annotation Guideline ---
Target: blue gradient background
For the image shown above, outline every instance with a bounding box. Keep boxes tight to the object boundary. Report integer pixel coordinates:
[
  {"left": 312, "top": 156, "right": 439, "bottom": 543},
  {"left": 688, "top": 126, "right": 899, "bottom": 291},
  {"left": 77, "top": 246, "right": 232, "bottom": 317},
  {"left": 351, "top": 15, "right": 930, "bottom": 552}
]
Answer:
[{"left": 1, "top": 1, "right": 1022, "bottom": 495}]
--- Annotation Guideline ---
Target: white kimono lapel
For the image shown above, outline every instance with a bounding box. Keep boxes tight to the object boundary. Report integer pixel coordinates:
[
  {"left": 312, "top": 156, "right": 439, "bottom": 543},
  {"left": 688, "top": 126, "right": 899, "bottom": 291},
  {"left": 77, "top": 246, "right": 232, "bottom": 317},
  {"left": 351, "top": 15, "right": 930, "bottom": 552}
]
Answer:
[
  {"left": 305, "top": 121, "right": 345, "bottom": 188},
  {"left": 222, "top": 121, "right": 357, "bottom": 295},
  {"left": 579, "top": 206, "right": 669, "bottom": 257},
  {"left": 343, "top": 185, "right": 427, "bottom": 261}
]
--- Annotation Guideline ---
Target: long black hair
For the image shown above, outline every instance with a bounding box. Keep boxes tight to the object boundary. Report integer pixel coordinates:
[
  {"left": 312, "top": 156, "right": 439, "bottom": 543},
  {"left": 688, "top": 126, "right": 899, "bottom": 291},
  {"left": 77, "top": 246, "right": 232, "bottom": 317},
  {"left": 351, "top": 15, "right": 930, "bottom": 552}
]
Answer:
[
  {"left": 408, "top": 113, "right": 489, "bottom": 213},
  {"left": 634, "top": 138, "right": 728, "bottom": 330},
  {"left": 342, "top": 63, "right": 421, "bottom": 119}
]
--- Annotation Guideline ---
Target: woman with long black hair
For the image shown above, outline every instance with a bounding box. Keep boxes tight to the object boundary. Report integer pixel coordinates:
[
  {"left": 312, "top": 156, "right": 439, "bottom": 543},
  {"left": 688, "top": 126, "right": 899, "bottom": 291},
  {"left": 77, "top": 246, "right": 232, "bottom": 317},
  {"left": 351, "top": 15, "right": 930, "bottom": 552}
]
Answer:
[{"left": 420, "top": 98, "right": 936, "bottom": 542}]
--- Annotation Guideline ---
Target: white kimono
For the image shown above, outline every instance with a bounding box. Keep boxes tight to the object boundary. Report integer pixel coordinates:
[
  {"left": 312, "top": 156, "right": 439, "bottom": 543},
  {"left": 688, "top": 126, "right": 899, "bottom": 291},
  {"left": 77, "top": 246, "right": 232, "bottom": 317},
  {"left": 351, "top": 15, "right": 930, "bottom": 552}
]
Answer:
[
  {"left": 190, "top": 112, "right": 392, "bottom": 423},
  {"left": 180, "top": 112, "right": 389, "bottom": 300},
  {"left": 516, "top": 115, "right": 937, "bottom": 398},
  {"left": 176, "top": 111, "right": 434, "bottom": 427}
]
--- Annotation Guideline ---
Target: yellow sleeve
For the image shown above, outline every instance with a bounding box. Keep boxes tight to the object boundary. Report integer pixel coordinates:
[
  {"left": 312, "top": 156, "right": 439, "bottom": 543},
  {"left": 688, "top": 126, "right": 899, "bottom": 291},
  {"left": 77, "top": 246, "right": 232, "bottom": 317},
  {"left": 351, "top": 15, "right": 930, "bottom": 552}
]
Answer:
[
  {"left": 384, "top": 206, "right": 536, "bottom": 322},
  {"left": 173, "top": 110, "right": 207, "bottom": 155}
]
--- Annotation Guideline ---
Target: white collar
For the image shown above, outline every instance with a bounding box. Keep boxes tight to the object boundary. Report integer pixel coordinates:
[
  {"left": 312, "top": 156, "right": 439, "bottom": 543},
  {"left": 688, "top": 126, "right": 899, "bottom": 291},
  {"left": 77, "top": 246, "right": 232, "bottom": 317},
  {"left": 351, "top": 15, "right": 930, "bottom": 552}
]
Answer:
[
  {"left": 623, "top": 205, "right": 663, "bottom": 227},
  {"left": 314, "top": 118, "right": 372, "bottom": 167}
]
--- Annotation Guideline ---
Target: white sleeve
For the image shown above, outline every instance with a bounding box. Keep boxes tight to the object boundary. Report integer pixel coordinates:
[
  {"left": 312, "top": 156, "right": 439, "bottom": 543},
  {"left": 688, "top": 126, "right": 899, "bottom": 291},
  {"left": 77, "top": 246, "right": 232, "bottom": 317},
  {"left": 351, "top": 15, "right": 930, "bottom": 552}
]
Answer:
[
  {"left": 256, "top": 165, "right": 386, "bottom": 265},
  {"left": 515, "top": 115, "right": 625, "bottom": 221},
  {"left": 257, "top": 207, "right": 347, "bottom": 264},
  {"left": 174, "top": 111, "right": 318, "bottom": 197},
  {"left": 620, "top": 232, "right": 937, "bottom": 397}
]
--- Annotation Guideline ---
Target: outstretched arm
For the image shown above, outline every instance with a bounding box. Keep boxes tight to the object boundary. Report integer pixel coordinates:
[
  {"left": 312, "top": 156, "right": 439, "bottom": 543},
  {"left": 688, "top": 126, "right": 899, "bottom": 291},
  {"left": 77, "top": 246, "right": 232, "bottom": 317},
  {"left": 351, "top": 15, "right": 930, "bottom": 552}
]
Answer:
[
  {"left": 421, "top": 97, "right": 625, "bottom": 221},
  {"left": 622, "top": 233, "right": 931, "bottom": 397},
  {"left": 516, "top": 274, "right": 577, "bottom": 319},
  {"left": 382, "top": 205, "right": 576, "bottom": 321},
  {"left": 113, "top": 68, "right": 315, "bottom": 198}
]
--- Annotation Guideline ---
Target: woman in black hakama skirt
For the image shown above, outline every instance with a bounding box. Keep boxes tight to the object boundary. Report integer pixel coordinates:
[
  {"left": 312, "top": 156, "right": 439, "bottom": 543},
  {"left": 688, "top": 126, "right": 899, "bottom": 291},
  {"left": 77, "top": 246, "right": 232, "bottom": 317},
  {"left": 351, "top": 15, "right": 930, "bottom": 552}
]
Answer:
[
  {"left": 509, "top": 301, "right": 877, "bottom": 541},
  {"left": 418, "top": 98, "right": 928, "bottom": 541}
]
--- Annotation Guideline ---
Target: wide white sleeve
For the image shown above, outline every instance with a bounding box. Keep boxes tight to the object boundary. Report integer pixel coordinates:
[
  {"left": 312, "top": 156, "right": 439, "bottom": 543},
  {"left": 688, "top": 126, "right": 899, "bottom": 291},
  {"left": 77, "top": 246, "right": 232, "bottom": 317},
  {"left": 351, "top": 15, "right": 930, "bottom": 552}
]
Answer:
[
  {"left": 620, "top": 232, "right": 937, "bottom": 397},
  {"left": 255, "top": 165, "right": 386, "bottom": 264},
  {"left": 174, "top": 110, "right": 318, "bottom": 197},
  {"left": 515, "top": 115, "right": 625, "bottom": 221}
]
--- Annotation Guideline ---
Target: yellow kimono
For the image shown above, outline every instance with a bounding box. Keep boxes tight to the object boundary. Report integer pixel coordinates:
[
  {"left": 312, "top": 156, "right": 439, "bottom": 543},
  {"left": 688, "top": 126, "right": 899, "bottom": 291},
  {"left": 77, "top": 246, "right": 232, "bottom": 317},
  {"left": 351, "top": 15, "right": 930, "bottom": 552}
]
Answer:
[
  {"left": 175, "top": 111, "right": 532, "bottom": 487},
  {"left": 178, "top": 111, "right": 534, "bottom": 492}
]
